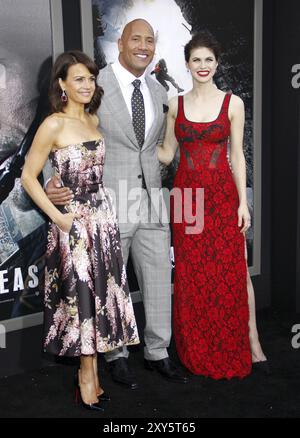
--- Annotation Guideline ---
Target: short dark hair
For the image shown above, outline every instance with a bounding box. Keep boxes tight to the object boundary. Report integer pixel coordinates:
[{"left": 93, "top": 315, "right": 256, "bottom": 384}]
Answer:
[
  {"left": 49, "top": 50, "right": 103, "bottom": 114},
  {"left": 184, "top": 31, "right": 222, "bottom": 63}
]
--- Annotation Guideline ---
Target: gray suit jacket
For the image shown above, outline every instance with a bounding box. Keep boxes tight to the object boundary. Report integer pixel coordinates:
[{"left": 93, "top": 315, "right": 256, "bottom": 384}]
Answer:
[{"left": 98, "top": 64, "right": 169, "bottom": 234}]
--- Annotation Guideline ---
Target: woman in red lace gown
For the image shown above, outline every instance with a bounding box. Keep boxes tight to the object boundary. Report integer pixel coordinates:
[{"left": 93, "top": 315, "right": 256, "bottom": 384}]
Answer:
[{"left": 157, "top": 32, "right": 267, "bottom": 379}]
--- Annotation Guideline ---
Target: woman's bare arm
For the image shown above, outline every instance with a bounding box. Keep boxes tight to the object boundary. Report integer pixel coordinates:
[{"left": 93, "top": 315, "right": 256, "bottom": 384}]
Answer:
[
  {"left": 21, "top": 116, "right": 74, "bottom": 231},
  {"left": 157, "top": 96, "right": 179, "bottom": 166}
]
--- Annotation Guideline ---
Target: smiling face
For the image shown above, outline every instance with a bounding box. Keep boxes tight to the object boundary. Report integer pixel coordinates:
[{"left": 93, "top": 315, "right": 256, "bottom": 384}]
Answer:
[
  {"left": 59, "top": 63, "right": 96, "bottom": 106},
  {"left": 118, "top": 19, "right": 155, "bottom": 77},
  {"left": 187, "top": 46, "right": 218, "bottom": 84}
]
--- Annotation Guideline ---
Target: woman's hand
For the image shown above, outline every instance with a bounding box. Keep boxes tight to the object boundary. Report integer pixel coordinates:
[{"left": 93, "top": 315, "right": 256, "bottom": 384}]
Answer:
[
  {"left": 238, "top": 203, "right": 251, "bottom": 234},
  {"left": 56, "top": 212, "right": 80, "bottom": 233}
]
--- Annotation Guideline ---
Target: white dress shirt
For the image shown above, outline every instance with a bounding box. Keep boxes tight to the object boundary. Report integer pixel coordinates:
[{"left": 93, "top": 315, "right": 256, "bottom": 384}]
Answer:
[{"left": 111, "top": 59, "right": 154, "bottom": 139}]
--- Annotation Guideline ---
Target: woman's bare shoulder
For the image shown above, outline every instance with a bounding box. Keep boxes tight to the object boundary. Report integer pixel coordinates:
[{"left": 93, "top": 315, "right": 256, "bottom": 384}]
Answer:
[
  {"left": 43, "top": 113, "right": 65, "bottom": 131},
  {"left": 229, "top": 93, "right": 244, "bottom": 109}
]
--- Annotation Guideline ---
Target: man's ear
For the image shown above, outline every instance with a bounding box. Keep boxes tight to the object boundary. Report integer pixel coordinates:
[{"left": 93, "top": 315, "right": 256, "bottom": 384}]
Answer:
[{"left": 118, "top": 38, "right": 123, "bottom": 54}]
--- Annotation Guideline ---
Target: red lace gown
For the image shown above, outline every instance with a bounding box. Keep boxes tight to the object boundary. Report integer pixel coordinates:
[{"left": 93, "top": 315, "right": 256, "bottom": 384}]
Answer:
[{"left": 172, "top": 93, "right": 252, "bottom": 379}]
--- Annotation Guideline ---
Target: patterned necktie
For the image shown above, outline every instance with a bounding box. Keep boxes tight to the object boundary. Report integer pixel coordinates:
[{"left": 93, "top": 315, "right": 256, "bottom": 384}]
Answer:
[{"left": 131, "top": 79, "right": 145, "bottom": 148}]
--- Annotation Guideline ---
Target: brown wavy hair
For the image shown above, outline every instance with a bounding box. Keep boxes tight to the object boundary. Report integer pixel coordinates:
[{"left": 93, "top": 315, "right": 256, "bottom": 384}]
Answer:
[{"left": 49, "top": 50, "right": 103, "bottom": 114}]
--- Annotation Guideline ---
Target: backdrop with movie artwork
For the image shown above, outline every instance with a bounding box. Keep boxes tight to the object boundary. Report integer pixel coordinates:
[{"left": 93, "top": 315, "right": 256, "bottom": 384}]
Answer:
[
  {"left": 0, "top": 0, "right": 260, "bottom": 324},
  {"left": 0, "top": 0, "right": 56, "bottom": 323}
]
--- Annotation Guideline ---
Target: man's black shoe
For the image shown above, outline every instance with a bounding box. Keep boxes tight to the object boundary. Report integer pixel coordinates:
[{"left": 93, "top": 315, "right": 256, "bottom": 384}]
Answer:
[
  {"left": 108, "top": 358, "right": 139, "bottom": 390},
  {"left": 144, "top": 358, "right": 189, "bottom": 383}
]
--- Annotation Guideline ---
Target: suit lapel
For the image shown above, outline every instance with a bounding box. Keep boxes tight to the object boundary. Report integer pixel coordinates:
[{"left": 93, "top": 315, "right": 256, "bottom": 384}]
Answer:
[{"left": 102, "top": 65, "right": 139, "bottom": 148}]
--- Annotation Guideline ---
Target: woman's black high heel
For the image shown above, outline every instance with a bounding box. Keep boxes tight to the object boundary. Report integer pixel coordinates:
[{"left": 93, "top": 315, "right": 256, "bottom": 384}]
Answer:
[
  {"left": 98, "top": 391, "right": 111, "bottom": 402},
  {"left": 75, "top": 369, "right": 110, "bottom": 402},
  {"left": 74, "top": 375, "right": 105, "bottom": 411}
]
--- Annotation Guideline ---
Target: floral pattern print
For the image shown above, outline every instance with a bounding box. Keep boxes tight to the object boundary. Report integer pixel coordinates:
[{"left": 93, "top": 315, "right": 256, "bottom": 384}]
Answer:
[
  {"left": 44, "top": 139, "right": 139, "bottom": 356},
  {"left": 172, "top": 94, "right": 252, "bottom": 379}
]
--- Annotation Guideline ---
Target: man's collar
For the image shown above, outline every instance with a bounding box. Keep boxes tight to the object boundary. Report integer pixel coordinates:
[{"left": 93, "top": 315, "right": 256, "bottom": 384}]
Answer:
[{"left": 113, "top": 59, "right": 147, "bottom": 87}]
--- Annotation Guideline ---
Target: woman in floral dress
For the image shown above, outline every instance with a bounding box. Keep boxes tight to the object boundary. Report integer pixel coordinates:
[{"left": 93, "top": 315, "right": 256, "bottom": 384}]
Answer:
[{"left": 22, "top": 51, "right": 139, "bottom": 410}]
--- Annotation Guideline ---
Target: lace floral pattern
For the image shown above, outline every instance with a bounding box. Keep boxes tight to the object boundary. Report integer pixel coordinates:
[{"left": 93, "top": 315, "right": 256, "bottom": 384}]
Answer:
[{"left": 172, "top": 94, "right": 251, "bottom": 379}]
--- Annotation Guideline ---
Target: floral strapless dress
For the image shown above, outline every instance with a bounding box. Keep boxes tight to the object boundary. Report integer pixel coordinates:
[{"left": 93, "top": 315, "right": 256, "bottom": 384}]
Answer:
[{"left": 44, "top": 139, "right": 139, "bottom": 356}]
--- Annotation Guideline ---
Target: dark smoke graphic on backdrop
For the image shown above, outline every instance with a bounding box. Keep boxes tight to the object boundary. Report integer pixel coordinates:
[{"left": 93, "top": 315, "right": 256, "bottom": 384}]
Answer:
[{"left": 175, "top": 0, "right": 254, "bottom": 188}]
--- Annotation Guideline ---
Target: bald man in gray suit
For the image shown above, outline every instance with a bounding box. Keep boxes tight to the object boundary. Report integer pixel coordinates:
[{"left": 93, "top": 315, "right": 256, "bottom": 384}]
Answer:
[{"left": 46, "top": 19, "right": 188, "bottom": 389}]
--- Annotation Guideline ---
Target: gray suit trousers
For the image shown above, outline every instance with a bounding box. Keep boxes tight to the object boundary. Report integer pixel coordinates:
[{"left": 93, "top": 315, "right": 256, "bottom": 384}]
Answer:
[{"left": 105, "top": 190, "right": 172, "bottom": 362}]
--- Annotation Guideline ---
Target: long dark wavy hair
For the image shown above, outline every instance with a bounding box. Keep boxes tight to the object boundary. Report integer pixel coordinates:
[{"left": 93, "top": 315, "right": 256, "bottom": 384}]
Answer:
[{"left": 49, "top": 50, "right": 103, "bottom": 115}]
